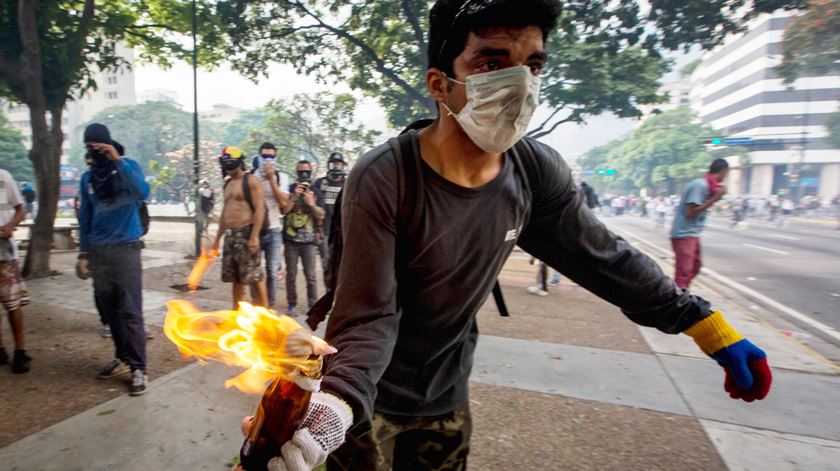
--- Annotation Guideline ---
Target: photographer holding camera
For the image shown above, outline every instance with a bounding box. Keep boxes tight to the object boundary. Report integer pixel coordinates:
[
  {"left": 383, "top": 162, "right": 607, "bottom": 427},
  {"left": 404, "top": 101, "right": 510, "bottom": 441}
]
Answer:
[{"left": 281, "top": 160, "right": 325, "bottom": 315}]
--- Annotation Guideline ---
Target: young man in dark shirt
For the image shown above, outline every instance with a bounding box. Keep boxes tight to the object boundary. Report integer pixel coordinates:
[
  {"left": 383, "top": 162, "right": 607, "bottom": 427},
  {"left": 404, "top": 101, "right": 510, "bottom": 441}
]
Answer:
[{"left": 236, "top": 1, "right": 773, "bottom": 470}]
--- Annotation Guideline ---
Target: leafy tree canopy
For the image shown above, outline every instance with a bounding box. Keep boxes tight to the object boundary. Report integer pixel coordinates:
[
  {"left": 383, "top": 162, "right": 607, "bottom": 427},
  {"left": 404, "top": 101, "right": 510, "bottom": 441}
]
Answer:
[
  {"left": 0, "top": 110, "right": 31, "bottom": 181},
  {"left": 216, "top": 0, "right": 804, "bottom": 136},
  {"left": 579, "top": 107, "right": 726, "bottom": 194},
  {"left": 75, "top": 101, "right": 219, "bottom": 172},
  {"left": 777, "top": 0, "right": 840, "bottom": 83},
  {"left": 243, "top": 92, "right": 381, "bottom": 173}
]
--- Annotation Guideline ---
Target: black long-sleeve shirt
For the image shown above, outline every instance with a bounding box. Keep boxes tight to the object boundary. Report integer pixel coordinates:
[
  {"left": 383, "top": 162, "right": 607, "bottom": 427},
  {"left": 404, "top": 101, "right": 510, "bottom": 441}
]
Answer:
[{"left": 321, "top": 133, "right": 711, "bottom": 425}]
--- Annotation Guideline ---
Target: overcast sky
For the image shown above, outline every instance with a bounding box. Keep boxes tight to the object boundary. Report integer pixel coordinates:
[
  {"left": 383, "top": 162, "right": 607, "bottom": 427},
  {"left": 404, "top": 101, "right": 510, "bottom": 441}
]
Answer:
[{"left": 134, "top": 49, "right": 696, "bottom": 164}]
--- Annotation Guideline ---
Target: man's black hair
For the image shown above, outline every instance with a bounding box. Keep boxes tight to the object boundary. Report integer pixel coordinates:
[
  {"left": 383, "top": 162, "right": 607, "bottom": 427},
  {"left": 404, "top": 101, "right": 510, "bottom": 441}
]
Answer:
[
  {"left": 297, "top": 159, "right": 312, "bottom": 167},
  {"left": 709, "top": 159, "right": 729, "bottom": 174},
  {"left": 428, "top": 0, "right": 563, "bottom": 77},
  {"left": 259, "top": 142, "right": 276, "bottom": 152}
]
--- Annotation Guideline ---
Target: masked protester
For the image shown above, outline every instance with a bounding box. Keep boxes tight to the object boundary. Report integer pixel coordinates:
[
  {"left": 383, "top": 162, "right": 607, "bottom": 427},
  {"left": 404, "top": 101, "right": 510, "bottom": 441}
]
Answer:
[
  {"left": 76, "top": 123, "right": 151, "bottom": 396},
  {"left": 313, "top": 152, "right": 347, "bottom": 287},
  {"left": 247, "top": 143, "right": 291, "bottom": 307},
  {"left": 234, "top": 2, "right": 773, "bottom": 470},
  {"left": 212, "top": 146, "right": 269, "bottom": 309},
  {"left": 279, "top": 160, "right": 325, "bottom": 315}
]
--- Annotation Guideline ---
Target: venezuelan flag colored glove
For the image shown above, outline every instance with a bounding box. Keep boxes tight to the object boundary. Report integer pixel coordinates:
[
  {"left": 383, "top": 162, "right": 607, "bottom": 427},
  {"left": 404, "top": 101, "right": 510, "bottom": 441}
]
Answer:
[{"left": 685, "top": 311, "right": 772, "bottom": 402}]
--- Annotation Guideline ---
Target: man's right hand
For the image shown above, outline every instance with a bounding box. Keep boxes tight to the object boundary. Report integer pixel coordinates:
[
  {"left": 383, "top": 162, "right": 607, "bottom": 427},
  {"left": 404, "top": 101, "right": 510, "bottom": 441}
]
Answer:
[
  {"left": 712, "top": 185, "right": 728, "bottom": 200},
  {"left": 239, "top": 392, "right": 353, "bottom": 471},
  {"left": 76, "top": 259, "right": 91, "bottom": 280}
]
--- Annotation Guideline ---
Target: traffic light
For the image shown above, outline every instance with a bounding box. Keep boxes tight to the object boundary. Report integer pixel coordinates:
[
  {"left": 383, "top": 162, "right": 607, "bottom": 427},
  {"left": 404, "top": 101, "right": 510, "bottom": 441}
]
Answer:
[
  {"left": 596, "top": 169, "right": 617, "bottom": 176},
  {"left": 705, "top": 138, "right": 723, "bottom": 145}
]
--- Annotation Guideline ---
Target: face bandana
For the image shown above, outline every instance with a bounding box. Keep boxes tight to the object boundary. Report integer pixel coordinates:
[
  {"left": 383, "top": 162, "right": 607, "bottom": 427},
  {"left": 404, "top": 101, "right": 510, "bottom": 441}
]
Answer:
[{"left": 442, "top": 65, "right": 541, "bottom": 154}]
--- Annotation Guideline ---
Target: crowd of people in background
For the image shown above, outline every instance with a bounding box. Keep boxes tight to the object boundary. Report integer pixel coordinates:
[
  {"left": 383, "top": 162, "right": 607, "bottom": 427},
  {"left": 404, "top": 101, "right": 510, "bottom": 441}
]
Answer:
[{"left": 590, "top": 187, "right": 839, "bottom": 230}]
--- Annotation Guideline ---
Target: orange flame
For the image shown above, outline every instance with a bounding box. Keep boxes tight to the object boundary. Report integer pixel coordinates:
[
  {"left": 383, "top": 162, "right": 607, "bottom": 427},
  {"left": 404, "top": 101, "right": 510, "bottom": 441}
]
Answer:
[
  {"left": 164, "top": 300, "right": 328, "bottom": 393},
  {"left": 187, "top": 249, "right": 218, "bottom": 290}
]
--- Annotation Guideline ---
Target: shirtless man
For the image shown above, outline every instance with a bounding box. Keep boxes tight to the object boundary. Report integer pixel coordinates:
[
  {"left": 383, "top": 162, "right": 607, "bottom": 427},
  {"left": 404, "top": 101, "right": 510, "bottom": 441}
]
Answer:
[{"left": 212, "top": 146, "right": 269, "bottom": 308}]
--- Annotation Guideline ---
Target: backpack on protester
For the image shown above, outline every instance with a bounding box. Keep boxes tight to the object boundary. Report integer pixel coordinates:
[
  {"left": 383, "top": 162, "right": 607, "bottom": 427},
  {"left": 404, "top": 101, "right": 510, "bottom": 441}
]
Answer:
[
  {"left": 139, "top": 201, "right": 150, "bottom": 236},
  {"left": 305, "top": 119, "right": 536, "bottom": 330}
]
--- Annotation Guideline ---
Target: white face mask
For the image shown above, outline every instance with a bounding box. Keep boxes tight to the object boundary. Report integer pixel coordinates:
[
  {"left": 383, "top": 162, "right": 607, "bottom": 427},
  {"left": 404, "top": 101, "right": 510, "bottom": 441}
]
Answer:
[{"left": 442, "top": 65, "right": 541, "bottom": 154}]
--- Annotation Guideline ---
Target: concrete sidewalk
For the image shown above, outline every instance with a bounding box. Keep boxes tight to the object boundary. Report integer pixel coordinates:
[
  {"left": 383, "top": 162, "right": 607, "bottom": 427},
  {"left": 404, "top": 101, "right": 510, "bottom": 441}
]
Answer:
[{"left": 1, "top": 222, "right": 838, "bottom": 470}]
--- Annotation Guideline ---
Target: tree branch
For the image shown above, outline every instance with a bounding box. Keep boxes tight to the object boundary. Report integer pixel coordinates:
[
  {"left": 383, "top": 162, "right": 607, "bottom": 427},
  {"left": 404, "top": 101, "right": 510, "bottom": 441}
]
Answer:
[
  {"left": 527, "top": 112, "right": 579, "bottom": 139},
  {"left": 401, "top": 0, "right": 427, "bottom": 64},
  {"left": 16, "top": 0, "right": 46, "bottom": 109},
  {"left": 125, "top": 23, "right": 179, "bottom": 32},
  {"left": 527, "top": 106, "right": 564, "bottom": 136},
  {"left": 289, "top": 0, "right": 434, "bottom": 113}
]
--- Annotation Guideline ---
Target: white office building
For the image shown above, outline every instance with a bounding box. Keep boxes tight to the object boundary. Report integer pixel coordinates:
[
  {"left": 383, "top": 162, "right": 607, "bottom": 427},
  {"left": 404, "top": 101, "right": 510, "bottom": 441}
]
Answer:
[
  {"left": 1, "top": 43, "right": 136, "bottom": 161},
  {"left": 690, "top": 10, "right": 840, "bottom": 199},
  {"left": 199, "top": 103, "right": 242, "bottom": 123}
]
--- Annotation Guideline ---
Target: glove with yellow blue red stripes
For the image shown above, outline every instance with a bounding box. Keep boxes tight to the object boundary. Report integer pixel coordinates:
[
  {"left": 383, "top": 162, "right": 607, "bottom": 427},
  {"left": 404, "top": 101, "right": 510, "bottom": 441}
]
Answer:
[{"left": 685, "top": 311, "right": 773, "bottom": 402}]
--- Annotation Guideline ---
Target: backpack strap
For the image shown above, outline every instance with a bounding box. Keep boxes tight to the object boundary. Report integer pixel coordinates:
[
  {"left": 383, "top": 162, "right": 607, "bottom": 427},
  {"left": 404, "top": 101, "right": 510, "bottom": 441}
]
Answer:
[
  {"left": 390, "top": 131, "right": 424, "bottom": 236},
  {"left": 242, "top": 173, "right": 255, "bottom": 212}
]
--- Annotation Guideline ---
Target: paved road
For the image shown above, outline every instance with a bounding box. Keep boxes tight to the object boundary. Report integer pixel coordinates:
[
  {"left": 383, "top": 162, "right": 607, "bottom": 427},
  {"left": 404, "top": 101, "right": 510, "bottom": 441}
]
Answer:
[{"left": 602, "top": 213, "right": 840, "bottom": 334}]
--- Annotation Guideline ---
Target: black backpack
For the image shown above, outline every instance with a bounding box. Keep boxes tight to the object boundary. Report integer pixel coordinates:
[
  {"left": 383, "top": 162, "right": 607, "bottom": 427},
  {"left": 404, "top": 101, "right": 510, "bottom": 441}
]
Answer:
[
  {"left": 139, "top": 201, "right": 150, "bottom": 236},
  {"left": 305, "top": 123, "right": 536, "bottom": 330}
]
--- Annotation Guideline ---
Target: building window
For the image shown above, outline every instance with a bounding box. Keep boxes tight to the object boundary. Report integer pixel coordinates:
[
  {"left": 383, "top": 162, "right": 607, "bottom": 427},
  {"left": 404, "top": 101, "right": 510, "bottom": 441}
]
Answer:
[
  {"left": 107, "top": 91, "right": 118, "bottom": 100},
  {"left": 107, "top": 76, "right": 118, "bottom": 85}
]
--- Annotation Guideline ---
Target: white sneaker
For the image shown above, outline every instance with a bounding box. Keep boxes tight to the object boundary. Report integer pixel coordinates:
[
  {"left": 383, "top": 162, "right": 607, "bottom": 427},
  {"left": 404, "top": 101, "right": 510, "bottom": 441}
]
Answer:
[{"left": 527, "top": 286, "right": 549, "bottom": 297}]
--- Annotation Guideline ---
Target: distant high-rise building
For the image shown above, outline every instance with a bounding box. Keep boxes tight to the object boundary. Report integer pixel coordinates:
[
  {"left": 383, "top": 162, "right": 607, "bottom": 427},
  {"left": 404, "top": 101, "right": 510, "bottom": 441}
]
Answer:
[
  {"left": 690, "top": 10, "right": 840, "bottom": 199},
  {"left": 199, "top": 104, "right": 242, "bottom": 123},
  {"left": 0, "top": 42, "right": 136, "bottom": 161}
]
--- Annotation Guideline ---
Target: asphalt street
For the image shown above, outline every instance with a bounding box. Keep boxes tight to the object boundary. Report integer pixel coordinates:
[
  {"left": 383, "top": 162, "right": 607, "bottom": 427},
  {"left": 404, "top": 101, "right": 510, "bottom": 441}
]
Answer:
[{"left": 602, "top": 213, "right": 840, "bottom": 337}]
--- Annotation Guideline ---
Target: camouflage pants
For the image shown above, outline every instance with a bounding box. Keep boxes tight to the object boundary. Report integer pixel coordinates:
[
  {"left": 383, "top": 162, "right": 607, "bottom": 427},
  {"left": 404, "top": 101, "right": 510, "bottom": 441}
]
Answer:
[{"left": 327, "top": 403, "right": 471, "bottom": 471}]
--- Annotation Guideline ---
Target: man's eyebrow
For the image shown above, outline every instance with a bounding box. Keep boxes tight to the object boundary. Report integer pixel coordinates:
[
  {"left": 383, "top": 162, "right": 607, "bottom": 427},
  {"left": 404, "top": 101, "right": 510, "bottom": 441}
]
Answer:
[{"left": 471, "top": 47, "right": 510, "bottom": 60}]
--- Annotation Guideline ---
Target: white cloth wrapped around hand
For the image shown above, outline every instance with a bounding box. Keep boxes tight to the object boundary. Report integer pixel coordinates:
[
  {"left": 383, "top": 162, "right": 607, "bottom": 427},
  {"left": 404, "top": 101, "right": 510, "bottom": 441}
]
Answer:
[{"left": 267, "top": 392, "right": 353, "bottom": 471}]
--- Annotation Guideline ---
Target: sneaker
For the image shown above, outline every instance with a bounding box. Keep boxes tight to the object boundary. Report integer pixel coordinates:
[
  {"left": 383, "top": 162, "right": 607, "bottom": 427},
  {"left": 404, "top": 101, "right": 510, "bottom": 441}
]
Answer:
[
  {"left": 101, "top": 324, "right": 112, "bottom": 338},
  {"left": 98, "top": 359, "right": 130, "bottom": 379},
  {"left": 548, "top": 276, "right": 561, "bottom": 287},
  {"left": 11, "top": 350, "right": 32, "bottom": 374},
  {"left": 0, "top": 347, "right": 8, "bottom": 365},
  {"left": 527, "top": 285, "right": 549, "bottom": 297},
  {"left": 285, "top": 305, "right": 295, "bottom": 315},
  {"left": 130, "top": 369, "right": 148, "bottom": 396}
]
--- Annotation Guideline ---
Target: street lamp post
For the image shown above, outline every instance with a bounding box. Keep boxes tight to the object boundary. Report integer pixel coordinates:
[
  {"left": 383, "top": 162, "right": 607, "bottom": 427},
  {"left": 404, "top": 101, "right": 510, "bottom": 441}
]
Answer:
[{"left": 192, "top": 0, "right": 201, "bottom": 257}]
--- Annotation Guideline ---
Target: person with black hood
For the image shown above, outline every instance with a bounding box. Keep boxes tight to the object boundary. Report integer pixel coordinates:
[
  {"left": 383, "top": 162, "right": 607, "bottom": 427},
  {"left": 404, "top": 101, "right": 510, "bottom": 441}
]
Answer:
[
  {"left": 313, "top": 152, "right": 347, "bottom": 287},
  {"left": 76, "top": 123, "right": 151, "bottom": 396}
]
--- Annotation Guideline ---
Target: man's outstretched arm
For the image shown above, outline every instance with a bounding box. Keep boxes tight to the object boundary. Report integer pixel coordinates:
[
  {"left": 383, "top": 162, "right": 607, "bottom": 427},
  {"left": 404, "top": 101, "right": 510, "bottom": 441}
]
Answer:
[{"left": 516, "top": 140, "right": 771, "bottom": 401}]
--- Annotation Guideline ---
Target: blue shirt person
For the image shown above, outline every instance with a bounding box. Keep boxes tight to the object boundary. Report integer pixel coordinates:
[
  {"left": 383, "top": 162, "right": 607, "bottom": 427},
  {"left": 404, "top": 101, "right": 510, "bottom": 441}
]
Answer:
[{"left": 76, "top": 123, "right": 151, "bottom": 396}]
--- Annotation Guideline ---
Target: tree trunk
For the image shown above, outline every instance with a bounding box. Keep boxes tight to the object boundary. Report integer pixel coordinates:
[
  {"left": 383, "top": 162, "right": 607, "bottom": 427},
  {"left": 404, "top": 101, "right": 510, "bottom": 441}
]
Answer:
[{"left": 22, "top": 108, "right": 63, "bottom": 278}]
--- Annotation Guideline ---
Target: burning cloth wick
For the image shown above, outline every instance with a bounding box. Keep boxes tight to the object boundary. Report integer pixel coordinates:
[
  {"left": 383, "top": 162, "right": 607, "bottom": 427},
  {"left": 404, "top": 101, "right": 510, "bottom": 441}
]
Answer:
[
  {"left": 187, "top": 249, "right": 219, "bottom": 291},
  {"left": 164, "top": 300, "right": 335, "bottom": 393}
]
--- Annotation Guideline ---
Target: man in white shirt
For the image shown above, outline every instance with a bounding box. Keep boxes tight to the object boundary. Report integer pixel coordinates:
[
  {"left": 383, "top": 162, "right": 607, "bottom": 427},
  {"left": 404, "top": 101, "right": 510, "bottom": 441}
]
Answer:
[
  {"left": 0, "top": 168, "right": 31, "bottom": 373},
  {"left": 250, "top": 143, "right": 291, "bottom": 307}
]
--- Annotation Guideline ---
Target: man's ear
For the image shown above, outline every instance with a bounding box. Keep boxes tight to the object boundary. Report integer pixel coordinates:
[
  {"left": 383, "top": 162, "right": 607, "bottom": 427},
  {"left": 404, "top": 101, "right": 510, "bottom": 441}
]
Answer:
[{"left": 426, "top": 68, "right": 448, "bottom": 104}]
